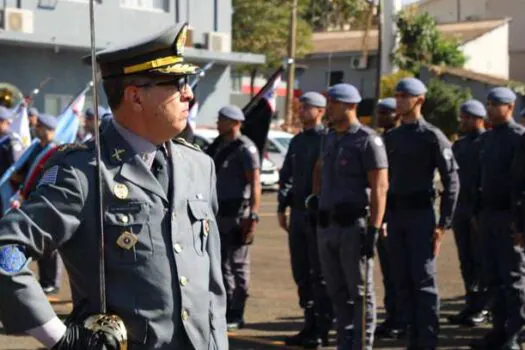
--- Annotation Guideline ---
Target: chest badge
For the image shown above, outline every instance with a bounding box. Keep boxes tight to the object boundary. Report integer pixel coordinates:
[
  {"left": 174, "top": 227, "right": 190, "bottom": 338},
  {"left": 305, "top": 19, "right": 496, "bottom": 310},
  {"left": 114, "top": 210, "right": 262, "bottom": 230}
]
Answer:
[
  {"left": 116, "top": 230, "right": 138, "bottom": 250},
  {"left": 113, "top": 183, "right": 129, "bottom": 199}
]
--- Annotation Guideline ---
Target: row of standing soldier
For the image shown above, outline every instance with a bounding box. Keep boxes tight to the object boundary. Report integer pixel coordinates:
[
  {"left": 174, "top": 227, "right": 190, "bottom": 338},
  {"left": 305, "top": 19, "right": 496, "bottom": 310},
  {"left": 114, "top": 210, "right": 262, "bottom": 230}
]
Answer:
[{"left": 278, "top": 78, "right": 525, "bottom": 350}]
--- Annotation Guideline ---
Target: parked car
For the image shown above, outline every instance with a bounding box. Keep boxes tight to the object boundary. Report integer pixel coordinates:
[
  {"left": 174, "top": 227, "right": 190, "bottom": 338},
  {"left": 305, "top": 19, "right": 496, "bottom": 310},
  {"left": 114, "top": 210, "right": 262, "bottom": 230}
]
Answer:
[
  {"left": 193, "top": 128, "right": 279, "bottom": 190},
  {"left": 265, "top": 130, "right": 294, "bottom": 170}
]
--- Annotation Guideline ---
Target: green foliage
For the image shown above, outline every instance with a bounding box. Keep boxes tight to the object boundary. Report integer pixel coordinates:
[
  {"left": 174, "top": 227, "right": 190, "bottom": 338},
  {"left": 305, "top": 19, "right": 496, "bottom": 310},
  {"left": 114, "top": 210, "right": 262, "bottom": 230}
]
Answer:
[
  {"left": 303, "top": 0, "right": 369, "bottom": 31},
  {"left": 422, "top": 78, "right": 472, "bottom": 138},
  {"left": 232, "top": 0, "right": 313, "bottom": 72},
  {"left": 380, "top": 70, "right": 414, "bottom": 98},
  {"left": 394, "top": 11, "right": 466, "bottom": 74}
]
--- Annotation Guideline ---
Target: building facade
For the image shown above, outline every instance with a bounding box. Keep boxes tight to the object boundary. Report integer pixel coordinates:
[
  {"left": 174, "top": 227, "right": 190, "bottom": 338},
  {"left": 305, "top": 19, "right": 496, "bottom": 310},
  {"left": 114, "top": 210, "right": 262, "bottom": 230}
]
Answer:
[{"left": 0, "top": 0, "right": 264, "bottom": 124}]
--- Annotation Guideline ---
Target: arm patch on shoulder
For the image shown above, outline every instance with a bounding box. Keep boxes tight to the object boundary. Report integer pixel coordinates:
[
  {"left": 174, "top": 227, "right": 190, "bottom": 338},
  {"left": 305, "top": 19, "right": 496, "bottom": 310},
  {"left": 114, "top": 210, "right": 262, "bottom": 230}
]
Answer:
[{"left": 0, "top": 245, "right": 27, "bottom": 273}]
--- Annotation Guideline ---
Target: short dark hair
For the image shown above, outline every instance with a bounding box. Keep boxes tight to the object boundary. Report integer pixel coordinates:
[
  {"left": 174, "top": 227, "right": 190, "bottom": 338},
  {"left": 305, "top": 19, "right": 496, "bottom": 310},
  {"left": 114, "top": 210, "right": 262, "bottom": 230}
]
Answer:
[{"left": 102, "top": 75, "right": 153, "bottom": 110}]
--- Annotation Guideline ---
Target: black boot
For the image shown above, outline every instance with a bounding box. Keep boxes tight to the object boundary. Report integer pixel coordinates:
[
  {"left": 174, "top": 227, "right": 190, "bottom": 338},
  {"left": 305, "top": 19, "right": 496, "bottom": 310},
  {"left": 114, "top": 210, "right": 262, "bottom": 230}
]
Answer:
[{"left": 285, "top": 307, "right": 316, "bottom": 346}]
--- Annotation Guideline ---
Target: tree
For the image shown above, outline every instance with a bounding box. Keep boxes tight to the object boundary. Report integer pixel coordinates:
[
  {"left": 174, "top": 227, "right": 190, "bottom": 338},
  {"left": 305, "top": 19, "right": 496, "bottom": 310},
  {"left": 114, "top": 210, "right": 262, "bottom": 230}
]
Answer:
[
  {"left": 422, "top": 78, "right": 472, "bottom": 138},
  {"left": 394, "top": 11, "right": 466, "bottom": 74},
  {"left": 380, "top": 70, "right": 414, "bottom": 98},
  {"left": 232, "top": 0, "right": 313, "bottom": 72},
  {"left": 303, "top": 0, "right": 369, "bottom": 31}
]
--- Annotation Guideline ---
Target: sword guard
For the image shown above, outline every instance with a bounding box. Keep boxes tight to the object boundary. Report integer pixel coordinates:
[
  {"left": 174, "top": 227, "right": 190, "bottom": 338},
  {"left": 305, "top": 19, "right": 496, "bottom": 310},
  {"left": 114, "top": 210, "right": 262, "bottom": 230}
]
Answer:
[{"left": 84, "top": 314, "right": 128, "bottom": 350}]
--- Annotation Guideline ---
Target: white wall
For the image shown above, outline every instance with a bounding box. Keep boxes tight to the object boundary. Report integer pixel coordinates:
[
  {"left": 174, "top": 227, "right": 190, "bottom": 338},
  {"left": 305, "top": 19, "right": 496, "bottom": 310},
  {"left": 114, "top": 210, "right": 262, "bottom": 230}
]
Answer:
[
  {"left": 460, "top": 23, "right": 509, "bottom": 78},
  {"left": 417, "top": 0, "right": 487, "bottom": 22}
]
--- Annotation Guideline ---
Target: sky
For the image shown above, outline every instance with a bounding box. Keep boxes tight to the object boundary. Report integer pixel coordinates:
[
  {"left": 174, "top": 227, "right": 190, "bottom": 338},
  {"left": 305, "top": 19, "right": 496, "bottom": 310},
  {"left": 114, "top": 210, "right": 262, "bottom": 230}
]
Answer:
[{"left": 402, "top": 0, "right": 420, "bottom": 4}]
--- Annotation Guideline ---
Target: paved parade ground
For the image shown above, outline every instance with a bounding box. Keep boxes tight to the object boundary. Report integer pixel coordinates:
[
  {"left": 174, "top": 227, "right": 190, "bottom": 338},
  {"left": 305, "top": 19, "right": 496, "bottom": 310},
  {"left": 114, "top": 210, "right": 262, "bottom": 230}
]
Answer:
[{"left": 0, "top": 193, "right": 490, "bottom": 349}]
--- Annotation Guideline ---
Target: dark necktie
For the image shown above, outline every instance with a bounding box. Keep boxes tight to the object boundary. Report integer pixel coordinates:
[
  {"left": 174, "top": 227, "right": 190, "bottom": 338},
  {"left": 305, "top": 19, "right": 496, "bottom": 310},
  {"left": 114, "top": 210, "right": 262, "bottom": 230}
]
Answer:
[{"left": 152, "top": 147, "right": 170, "bottom": 195}]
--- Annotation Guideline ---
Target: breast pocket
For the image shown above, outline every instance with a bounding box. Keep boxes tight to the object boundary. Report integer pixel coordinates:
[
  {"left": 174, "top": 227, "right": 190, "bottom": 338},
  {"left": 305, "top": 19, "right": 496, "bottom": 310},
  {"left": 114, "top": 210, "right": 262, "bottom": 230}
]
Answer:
[
  {"left": 188, "top": 199, "right": 212, "bottom": 256},
  {"left": 104, "top": 202, "right": 153, "bottom": 265}
]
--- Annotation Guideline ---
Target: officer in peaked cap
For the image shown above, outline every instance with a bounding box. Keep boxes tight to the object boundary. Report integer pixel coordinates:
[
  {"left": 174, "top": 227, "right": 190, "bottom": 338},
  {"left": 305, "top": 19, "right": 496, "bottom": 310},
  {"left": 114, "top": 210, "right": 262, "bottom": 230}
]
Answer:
[
  {"left": 384, "top": 77, "right": 459, "bottom": 349},
  {"left": 448, "top": 100, "right": 489, "bottom": 327},
  {"left": 0, "top": 23, "right": 228, "bottom": 350},
  {"left": 279, "top": 91, "right": 333, "bottom": 348},
  {"left": 374, "top": 97, "right": 406, "bottom": 340},
  {"left": 470, "top": 87, "right": 525, "bottom": 349},
  {"left": 310, "top": 83, "right": 388, "bottom": 349},
  {"left": 0, "top": 106, "right": 23, "bottom": 183},
  {"left": 206, "top": 104, "right": 261, "bottom": 331}
]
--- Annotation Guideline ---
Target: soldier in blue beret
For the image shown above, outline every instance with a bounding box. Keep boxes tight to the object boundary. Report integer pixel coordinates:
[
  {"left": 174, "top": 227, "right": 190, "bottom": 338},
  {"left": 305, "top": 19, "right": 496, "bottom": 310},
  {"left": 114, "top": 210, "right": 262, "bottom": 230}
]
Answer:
[
  {"left": 0, "top": 106, "right": 23, "bottom": 188},
  {"left": 448, "top": 100, "right": 489, "bottom": 328},
  {"left": 469, "top": 87, "right": 525, "bottom": 349},
  {"left": 279, "top": 91, "right": 333, "bottom": 347},
  {"left": 28, "top": 107, "right": 39, "bottom": 139},
  {"left": 0, "top": 23, "right": 228, "bottom": 350},
  {"left": 311, "top": 83, "right": 388, "bottom": 349},
  {"left": 206, "top": 104, "right": 260, "bottom": 331},
  {"left": 384, "top": 77, "right": 459, "bottom": 349},
  {"left": 374, "top": 97, "right": 406, "bottom": 340},
  {"left": 81, "top": 106, "right": 107, "bottom": 142}
]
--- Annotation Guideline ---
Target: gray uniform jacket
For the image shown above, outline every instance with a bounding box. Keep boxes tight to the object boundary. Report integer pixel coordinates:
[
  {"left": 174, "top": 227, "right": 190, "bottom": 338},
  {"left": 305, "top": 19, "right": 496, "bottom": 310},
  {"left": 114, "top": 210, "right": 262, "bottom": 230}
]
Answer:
[{"left": 0, "top": 122, "right": 228, "bottom": 350}]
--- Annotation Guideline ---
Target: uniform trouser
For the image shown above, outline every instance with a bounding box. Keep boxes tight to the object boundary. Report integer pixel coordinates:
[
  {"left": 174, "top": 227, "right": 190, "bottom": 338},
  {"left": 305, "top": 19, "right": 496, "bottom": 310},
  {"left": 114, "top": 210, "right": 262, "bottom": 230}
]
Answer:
[
  {"left": 388, "top": 207, "right": 439, "bottom": 348},
  {"left": 218, "top": 216, "right": 250, "bottom": 316},
  {"left": 38, "top": 250, "right": 62, "bottom": 289},
  {"left": 452, "top": 207, "right": 487, "bottom": 312},
  {"left": 480, "top": 209, "right": 525, "bottom": 337},
  {"left": 318, "top": 218, "right": 375, "bottom": 350},
  {"left": 376, "top": 234, "right": 401, "bottom": 326},
  {"left": 289, "top": 209, "right": 333, "bottom": 328}
]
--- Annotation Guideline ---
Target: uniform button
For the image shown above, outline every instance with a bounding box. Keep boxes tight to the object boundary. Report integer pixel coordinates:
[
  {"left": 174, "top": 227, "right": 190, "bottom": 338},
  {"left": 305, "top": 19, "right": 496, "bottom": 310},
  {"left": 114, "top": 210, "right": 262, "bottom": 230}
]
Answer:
[
  {"left": 181, "top": 309, "right": 189, "bottom": 321},
  {"left": 180, "top": 276, "right": 188, "bottom": 286},
  {"left": 174, "top": 243, "right": 183, "bottom": 253}
]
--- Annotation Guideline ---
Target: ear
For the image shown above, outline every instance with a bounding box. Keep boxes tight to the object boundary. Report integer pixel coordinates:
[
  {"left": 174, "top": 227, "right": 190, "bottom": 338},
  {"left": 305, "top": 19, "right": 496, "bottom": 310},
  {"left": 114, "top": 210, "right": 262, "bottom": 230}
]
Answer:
[{"left": 123, "top": 85, "right": 143, "bottom": 112}]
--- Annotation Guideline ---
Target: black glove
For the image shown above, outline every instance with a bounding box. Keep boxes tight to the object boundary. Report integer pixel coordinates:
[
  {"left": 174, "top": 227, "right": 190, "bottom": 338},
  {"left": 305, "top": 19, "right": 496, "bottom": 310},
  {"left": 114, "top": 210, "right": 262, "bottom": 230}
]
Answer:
[
  {"left": 361, "top": 226, "right": 379, "bottom": 259},
  {"left": 52, "top": 323, "right": 120, "bottom": 350}
]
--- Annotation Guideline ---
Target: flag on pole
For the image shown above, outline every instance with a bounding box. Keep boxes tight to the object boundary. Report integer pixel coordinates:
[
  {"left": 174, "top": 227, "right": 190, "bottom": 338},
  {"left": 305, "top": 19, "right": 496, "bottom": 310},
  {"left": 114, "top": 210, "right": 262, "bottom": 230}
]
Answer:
[
  {"left": 9, "top": 104, "right": 31, "bottom": 149},
  {"left": 241, "top": 66, "right": 284, "bottom": 162}
]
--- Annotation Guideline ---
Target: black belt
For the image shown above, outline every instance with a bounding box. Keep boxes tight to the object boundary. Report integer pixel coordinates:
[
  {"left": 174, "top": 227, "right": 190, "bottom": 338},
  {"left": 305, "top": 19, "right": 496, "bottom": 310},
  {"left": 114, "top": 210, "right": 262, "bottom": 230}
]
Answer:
[{"left": 318, "top": 203, "right": 367, "bottom": 228}]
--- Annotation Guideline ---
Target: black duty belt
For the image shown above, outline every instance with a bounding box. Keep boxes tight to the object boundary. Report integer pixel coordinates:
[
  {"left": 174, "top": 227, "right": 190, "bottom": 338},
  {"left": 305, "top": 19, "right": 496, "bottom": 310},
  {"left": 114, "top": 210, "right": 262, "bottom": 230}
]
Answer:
[{"left": 318, "top": 202, "right": 367, "bottom": 228}]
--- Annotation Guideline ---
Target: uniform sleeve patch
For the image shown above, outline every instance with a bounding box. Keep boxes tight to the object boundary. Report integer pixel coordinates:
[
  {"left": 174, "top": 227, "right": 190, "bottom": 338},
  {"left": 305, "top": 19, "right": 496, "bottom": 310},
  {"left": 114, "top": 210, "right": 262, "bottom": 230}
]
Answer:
[
  {"left": 248, "top": 145, "right": 258, "bottom": 154},
  {"left": 38, "top": 165, "right": 59, "bottom": 188},
  {"left": 0, "top": 245, "right": 27, "bottom": 273},
  {"left": 373, "top": 136, "right": 384, "bottom": 147},
  {"left": 443, "top": 148, "right": 453, "bottom": 160}
]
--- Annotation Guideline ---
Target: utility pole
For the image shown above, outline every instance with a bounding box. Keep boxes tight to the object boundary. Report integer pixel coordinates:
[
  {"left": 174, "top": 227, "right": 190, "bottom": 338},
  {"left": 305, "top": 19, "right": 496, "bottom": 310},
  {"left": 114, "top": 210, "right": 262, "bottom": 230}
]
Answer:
[
  {"left": 374, "top": 0, "right": 383, "bottom": 128},
  {"left": 284, "top": 0, "right": 298, "bottom": 130}
]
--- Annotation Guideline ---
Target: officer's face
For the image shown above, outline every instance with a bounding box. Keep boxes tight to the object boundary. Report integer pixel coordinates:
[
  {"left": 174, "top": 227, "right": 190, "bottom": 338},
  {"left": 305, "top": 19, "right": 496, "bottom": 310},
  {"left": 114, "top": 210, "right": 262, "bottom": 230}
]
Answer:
[
  {"left": 28, "top": 115, "right": 37, "bottom": 127},
  {"left": 35, "top": 122, "right": 55, "bottom": 141},
  {"left": 217, "top": 116, "right": 238, "bottom": 136},
  {"left": 299, "top": 104, "right": 323, "bottom": 125},
  {"left": 85, "top": 118, "right": 97, "bottom": 134},
  {"left": 0, "top": 120, "right": 9, "bottom": 134},
  {"left": 487, "top": 100, "right": 513, "bottom": 123},
  {"left": 459, "top": 114, "right": 475, "bottom": 132},
  {"left": 377, "top": 109, "right": 396, "bottom": 129},
  {"left": 395, "top": 92, "right": 421, "bottom": 115},
  {"left": 132, "top": 76, "right": 194, "bottom": 142},
  {"left": 327, "top": 99, "right": 347, "bottom": 124}
]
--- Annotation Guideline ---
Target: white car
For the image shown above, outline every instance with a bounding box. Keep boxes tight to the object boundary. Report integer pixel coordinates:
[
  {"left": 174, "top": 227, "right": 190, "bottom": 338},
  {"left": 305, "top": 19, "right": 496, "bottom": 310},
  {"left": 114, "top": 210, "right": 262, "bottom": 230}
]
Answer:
[
  {"left": 193, "top": 128, "right": 279, "bottom": 190},
  {"left": 265, "top": 130, "right": 294, "bottom": 170}
]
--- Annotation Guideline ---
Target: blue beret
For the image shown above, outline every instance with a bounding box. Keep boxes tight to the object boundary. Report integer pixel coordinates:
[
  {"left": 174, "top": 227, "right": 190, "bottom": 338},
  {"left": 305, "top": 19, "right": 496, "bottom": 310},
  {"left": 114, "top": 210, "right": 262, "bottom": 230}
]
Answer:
[
  {"left": 85, "top": 106, "right": 107, "bottom": 120},
  {"left": 37, "top": 114, "right": 58, "bottom": 130},
  {"left": 28, "top": 107, "right": 39, "bottom": 116},
  {"left": 219, "top": 105, "right": 245, "bottom": 121},
  {"left": 0, "top": 106, "right": 12, "bottom": 121},
  {"left": 487, "top": 87, "right": 516, "bottom": 104},
  {"left": 300, "top": 92, "right": 327, "bottom": 108},
  {"left": 377, "top": 97, "right": 396, "bottom": 111},
  {"left": 395, "top": 78, "right": 427, "bottom": 96},
  {"left": 460, "top": 99, "right": 487, "bottom": 119},
  {"left": 327, "top": 84, "right": 362, "bottom": 104}
]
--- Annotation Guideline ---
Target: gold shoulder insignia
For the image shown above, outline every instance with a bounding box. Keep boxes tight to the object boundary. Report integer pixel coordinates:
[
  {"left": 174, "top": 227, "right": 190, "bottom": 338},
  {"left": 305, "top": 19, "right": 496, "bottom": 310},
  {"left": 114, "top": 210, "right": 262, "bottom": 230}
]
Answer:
[
  {"left": 174, "top": 137, "right": 202, "bottom": 152},
  {"left": 57, "top": 143, "right": 89, "bottom": 153}
]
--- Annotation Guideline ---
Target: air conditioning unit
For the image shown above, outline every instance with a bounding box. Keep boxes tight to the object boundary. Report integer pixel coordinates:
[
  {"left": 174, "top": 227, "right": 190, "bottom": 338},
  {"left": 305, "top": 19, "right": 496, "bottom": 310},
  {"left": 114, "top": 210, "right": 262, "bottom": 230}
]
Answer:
[
  {"left": 350, "top": 56, "right": 368, "bottom": 70},
  {"left": 2, "top": 8, "right": 34, "bottom": 34},
  {"left": 206, "top": 32, "right": 231, "bottom": 53}
]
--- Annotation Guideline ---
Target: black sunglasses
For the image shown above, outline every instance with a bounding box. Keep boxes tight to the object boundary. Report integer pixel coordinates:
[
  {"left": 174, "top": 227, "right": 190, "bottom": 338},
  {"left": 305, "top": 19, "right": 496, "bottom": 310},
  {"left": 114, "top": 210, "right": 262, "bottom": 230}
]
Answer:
[{"left": 135, "top": 76, "right": 189, "bottom": 91}]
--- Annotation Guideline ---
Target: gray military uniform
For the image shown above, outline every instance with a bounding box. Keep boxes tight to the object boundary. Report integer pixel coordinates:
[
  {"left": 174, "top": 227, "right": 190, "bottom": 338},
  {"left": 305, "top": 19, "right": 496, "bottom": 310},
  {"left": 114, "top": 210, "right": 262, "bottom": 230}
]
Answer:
[
  {"left": 318, "top": 122, "right": 388, "bottom": 350},
  {"left": 0, "top": 120, "right": 228, "bottom": 350},
  {"left": 212, "top": 134, "right": 260, "bottom": 320},
  {"left": 384, "top": 118, "right": 459, "bottom": 349}
]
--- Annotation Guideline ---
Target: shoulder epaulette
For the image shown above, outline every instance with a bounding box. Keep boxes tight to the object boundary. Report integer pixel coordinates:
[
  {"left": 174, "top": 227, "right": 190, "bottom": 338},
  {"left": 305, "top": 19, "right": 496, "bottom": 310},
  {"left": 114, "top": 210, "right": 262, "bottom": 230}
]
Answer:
[{"left": 174, "top": 137, "right": 202, "bottom": 152}]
